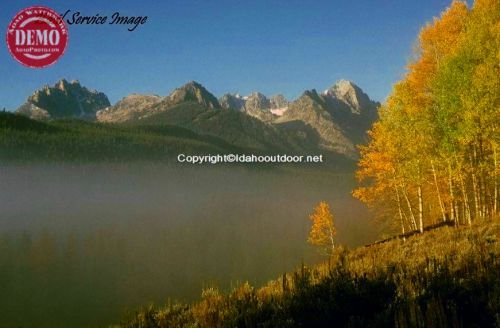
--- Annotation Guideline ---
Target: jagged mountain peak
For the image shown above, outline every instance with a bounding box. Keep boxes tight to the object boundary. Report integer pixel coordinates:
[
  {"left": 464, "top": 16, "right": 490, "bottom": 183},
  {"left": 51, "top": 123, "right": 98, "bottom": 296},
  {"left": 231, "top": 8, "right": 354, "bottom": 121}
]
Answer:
[
  {"left": 247, "top": 91, "right": 267, "bottom": 99},
  {"left": 220, "top": 92, "right": 289, "bottom": 118},
  {"left": 183, "top": 80, "right": 205, "bottom": 89},
  {"left": 323, "top": 80, "right": 360, "bottom": 96},
  {"left": 56, "top": 78, "right": 69, "bottom": 90},
  {"left": 18, "top": 79, "right": 110, "bottom": 120},
  {"left": 269, "top": 94, "right": 288, "bottom": 107},
  {"left": 323, "top": 80, "right": 375, "bottom": 114},
  {"left": 300, "top": 89, "right": 325, "bottom": 105},
  {"left": 168, "top": 81, "right": 220, "bottom": 109},
  {"left": 245, "top": 92, "right": 271, "bottom": 110},
  {"left": 51, "top": 79, "right": 98, "bottom": 94},
  {"left": 333, "top": 79, "right": 357, "bottom": 90},
  {"left": 220, "top": 93, "right": 246, "bottom": 111}
]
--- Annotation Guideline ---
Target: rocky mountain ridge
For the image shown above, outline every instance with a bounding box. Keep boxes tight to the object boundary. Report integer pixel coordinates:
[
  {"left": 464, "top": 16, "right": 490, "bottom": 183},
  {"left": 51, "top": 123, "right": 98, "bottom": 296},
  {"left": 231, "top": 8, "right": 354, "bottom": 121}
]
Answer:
[
  {"left": 16, "top": 79, "right": 379, "bottom": 159},
  {"left": 17, "top": 79, "right": 110, "bottom": 120},
  {"left": 219, "top": 92, "right": 289, "bottom": 121}
]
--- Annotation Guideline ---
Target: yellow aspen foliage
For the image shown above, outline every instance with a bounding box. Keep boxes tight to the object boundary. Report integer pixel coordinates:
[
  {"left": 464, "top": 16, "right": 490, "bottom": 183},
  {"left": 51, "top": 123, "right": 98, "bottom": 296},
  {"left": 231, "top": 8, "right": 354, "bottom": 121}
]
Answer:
[
  {"left": 408, "top": 0, "right": 468, "bottom": 100},
  {"left": 308, "top": 201, "right": 336, "bottom": 255},
  {"left": 355, "top": 0, "right": 499, "bottom": 233}
]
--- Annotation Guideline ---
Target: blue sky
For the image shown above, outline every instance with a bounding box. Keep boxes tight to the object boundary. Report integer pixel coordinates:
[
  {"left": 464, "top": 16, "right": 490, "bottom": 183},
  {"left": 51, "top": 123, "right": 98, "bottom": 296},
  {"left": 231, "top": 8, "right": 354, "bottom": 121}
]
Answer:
[{"left": 1, "top": 0, "right": 459, "bottom": 110}]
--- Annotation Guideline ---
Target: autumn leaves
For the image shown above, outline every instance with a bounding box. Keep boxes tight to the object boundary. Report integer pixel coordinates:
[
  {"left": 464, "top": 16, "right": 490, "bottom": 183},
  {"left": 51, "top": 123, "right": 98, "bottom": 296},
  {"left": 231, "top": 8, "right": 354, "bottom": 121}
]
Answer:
[
  {"left": 352, "top": 0, "right": 499, "bottom": 234},
  {"left": 308, "top": 202, "right": 337, "bottom": 255}
]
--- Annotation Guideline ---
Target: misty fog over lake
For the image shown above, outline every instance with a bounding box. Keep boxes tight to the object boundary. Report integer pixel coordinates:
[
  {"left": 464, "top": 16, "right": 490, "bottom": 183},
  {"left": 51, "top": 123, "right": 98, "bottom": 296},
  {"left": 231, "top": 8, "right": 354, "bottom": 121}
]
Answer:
[{"left": 0, "top": 164, "right": 375, "bottom": 327}]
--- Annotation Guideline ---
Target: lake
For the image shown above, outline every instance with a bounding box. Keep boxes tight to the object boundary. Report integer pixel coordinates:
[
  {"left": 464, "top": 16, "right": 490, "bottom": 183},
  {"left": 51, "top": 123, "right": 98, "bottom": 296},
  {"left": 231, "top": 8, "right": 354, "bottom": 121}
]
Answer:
[{"left": 0, "top": 164, "right": 376, "bottom": 327}]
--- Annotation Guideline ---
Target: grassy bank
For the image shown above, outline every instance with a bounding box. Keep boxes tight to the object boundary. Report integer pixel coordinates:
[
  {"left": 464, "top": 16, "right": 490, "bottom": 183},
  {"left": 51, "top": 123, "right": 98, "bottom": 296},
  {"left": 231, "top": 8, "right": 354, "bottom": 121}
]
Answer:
[{"left": 121, "top": 218, "right": 499, "bottom": 327}]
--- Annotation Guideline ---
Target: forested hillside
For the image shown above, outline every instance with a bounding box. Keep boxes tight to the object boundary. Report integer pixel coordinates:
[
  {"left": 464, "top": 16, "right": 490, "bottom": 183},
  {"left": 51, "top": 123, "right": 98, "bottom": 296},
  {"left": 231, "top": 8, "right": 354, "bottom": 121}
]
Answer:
[{"left": 0, "top": 112, "right": 242, "bottom": 162}]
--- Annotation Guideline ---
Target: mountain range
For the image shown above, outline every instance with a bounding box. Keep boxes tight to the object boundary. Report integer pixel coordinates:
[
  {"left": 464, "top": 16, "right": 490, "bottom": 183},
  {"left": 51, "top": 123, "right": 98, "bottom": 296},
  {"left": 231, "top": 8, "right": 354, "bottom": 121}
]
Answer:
[{"left": 13, "top": 79, "right": 380, "bottom": 161}]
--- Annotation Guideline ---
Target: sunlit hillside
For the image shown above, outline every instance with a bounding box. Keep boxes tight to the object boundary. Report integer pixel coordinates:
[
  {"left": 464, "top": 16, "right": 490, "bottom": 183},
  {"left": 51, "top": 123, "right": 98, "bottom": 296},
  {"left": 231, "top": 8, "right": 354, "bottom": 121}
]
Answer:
[{"left": 121, "top": 218, "right": 499, "bottom": 327}]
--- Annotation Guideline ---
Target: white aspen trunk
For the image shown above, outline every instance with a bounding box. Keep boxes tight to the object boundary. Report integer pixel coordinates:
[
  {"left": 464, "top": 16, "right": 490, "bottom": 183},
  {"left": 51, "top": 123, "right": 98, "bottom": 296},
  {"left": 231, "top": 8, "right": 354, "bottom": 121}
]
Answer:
[
  {"left": 471, "top": 162, "right": 480, "bottom": 220},
  {"left": 402, "top": 186, "right": 417, "bottom": 231},
  {"left": 459, "top": 173, "right": 472, "bottom": 226},
  {"left": 402, "top": 209, "right": 409, "bottom": 227},
  {"left": 417, "top": 185, "right": 424, "bottom": 233},
  {"left": 328, "top": 226, "right": 335, "bottom": 255},
  {"left": 480, "top": 172, "right": 486, "bottom": 219},
  {"left": 479, "top": 138, "right": 487, "bottom": 219},
  {"left": 448, "top": 161, "right": 457, "bottom": 224},
  {"left": 431, "top": 160, "right": 447, "bottom": 222},
  {"left": 472, "top": 146, "right": 481, "bottom": 220},
  {"left": 395, "top": 186, "right": 406, "bottom": 235}
]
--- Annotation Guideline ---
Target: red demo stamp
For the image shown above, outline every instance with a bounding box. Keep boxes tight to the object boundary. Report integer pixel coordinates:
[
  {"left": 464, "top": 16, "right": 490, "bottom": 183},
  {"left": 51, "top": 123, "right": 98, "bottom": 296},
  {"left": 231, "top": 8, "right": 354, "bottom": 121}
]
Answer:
[{"left": 6, "top": 6, "right": 68, "bottom": 68}]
